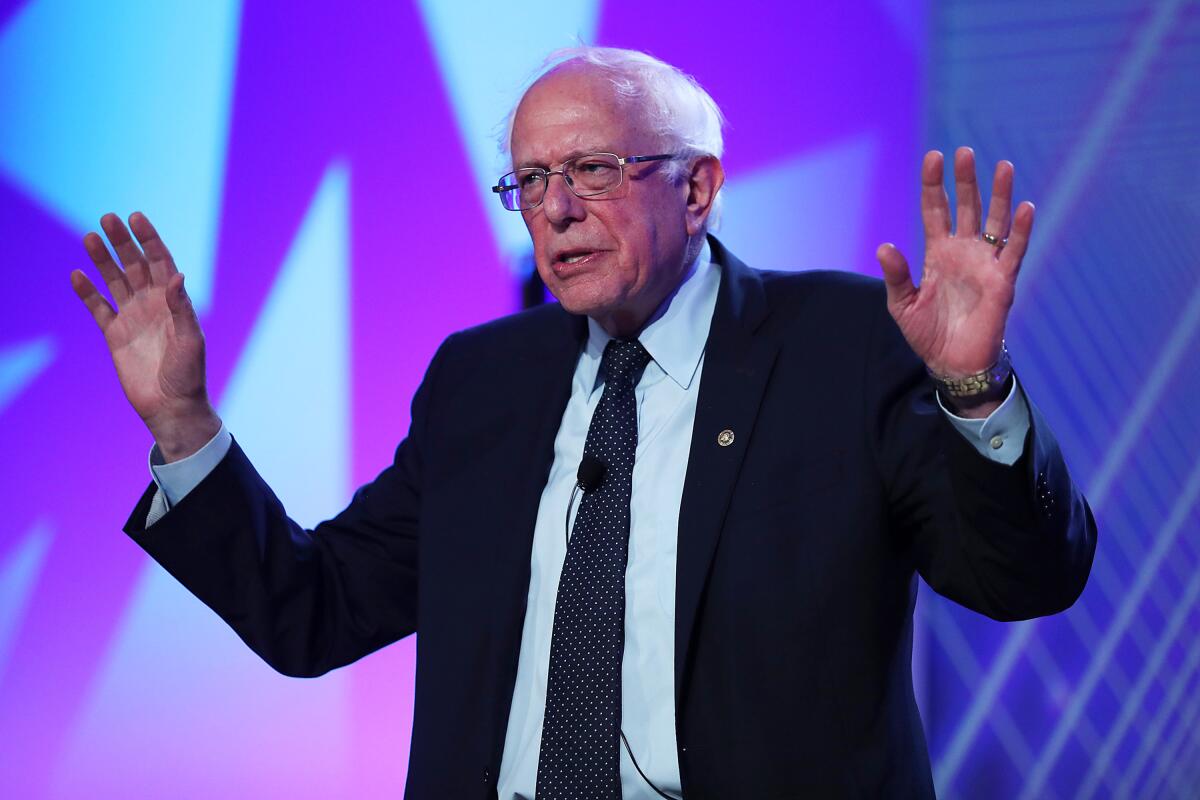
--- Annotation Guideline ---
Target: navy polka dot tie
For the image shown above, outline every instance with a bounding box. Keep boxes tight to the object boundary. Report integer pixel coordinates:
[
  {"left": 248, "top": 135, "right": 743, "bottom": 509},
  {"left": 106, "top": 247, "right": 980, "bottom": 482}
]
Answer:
[{"left": 535, "top": 338, "right": 652, "bottom": 799}]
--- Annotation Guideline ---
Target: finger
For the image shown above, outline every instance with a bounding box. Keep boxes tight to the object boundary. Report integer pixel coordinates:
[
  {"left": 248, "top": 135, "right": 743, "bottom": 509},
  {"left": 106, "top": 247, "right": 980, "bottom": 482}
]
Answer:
[
  {"left": 876, "top": 243, "right": 918, "bottom": 312},
  {"left": 70, "top": 269, "right": 117, "bottom": 330},
  {"left": 83, "top": 230, "right": 132, "bottom": 305},
  {"left": 100, "top": 212, "right": 153, "bottom": 290},
  {"left": 983, "top": 160, "right": 1014, "bottom": 246},
  {"left": 164, "top": 272, "right": 203, "bottom": 339},
  {"left": 998, "top": 201, "right": 1035, "bottom": 275},
  {"left": 128, "top": 211, "right": 179, "bottom": 284},
  {"left": 920, "top": 151, "right": 951, "bottom": 240},
  {"left": 953, "top": 146, "right": 982, "bottom": 237}
]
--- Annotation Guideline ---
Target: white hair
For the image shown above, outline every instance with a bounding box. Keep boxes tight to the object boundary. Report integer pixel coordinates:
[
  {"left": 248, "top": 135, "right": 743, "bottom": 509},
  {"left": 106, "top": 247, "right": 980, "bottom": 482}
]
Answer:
[{"left": 500, "top": 45, "right": 727, "bottom": 229}]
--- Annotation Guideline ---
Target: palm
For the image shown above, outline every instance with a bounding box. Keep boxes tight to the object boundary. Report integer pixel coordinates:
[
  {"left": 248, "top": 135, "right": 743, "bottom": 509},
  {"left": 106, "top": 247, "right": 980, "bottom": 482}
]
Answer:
[
  {"left": 104, "top": 282, "right": 204, "bottom": 422},
  {"left": 877, "top": 148, "right": 1035, "bottom": 378},
  {"left": 71, "top": 212, "right": 211, "bottom": 430}
]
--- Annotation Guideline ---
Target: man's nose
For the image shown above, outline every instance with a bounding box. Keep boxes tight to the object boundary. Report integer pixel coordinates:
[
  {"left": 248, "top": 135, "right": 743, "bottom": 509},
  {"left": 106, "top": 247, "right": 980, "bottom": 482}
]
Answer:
[{"left": 540, "top": 171, "right": 586, "bottom": 226}]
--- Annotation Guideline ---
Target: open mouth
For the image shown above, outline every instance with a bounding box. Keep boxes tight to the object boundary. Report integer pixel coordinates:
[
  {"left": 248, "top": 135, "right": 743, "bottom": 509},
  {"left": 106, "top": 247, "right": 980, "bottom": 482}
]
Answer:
[
  {"left": 555, "top": 249, "right": 601, "bottom": 264},
  {"left": 551, "top": 249, "right": 605, "bottom": 274}
]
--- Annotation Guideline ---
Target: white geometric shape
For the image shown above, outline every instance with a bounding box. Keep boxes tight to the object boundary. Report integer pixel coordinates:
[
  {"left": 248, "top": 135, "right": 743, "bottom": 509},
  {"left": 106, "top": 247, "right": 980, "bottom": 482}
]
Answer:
[
  {"left": 716, "top": 133, "right": 878, "bottom": 272},
  {"left": 217, "top": 161, "right": 352, "bottom": 524},
  {"left": 0, "top": 0, "right": 242, "bottom": 313},
  {"left": 0, "top": 336, "right": 55, "bottom": 413},
  {"left": 0, "top": 520, "right": 53, "bottom": 686},
  {"left": 53, "top": 163, "right": 356, "bottom": 797},
  {"left": 416, "top": 0, "right": 600, "bottom": 268}
]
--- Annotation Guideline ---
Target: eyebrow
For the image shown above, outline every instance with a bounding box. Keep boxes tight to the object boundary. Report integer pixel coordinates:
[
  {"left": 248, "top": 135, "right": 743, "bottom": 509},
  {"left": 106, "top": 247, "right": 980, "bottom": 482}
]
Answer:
[{"left": 515, "top": 148, "right": 611, "bottom": 170}]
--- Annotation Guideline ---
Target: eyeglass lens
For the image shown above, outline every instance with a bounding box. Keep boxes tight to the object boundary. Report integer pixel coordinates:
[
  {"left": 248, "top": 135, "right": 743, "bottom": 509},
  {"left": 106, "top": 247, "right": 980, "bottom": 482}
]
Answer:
[{"left": 498, "top": 153, "right": 623, "bottom": 211}]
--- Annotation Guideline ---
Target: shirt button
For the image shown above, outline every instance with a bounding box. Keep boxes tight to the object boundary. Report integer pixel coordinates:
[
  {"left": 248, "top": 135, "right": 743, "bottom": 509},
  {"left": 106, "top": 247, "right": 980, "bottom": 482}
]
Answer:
[{"left": 990, "top": 435, "right": 1004, "bottom": 450}]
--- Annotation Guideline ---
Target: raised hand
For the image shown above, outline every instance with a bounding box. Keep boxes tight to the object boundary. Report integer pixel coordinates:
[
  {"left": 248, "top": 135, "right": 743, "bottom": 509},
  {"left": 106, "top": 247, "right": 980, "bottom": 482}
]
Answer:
[
  {"left": 71, "top": 212, "right": 221, "bottom": 462},
  {"left": 876, "top": 147, "right": 1034, "bottom": 414}
]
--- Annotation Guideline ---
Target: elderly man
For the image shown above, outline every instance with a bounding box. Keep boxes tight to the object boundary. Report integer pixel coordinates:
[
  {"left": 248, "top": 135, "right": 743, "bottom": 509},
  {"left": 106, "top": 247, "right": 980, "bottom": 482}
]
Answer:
[{"left": 72, "top": 47, "right": 1094, "bottom": 799}]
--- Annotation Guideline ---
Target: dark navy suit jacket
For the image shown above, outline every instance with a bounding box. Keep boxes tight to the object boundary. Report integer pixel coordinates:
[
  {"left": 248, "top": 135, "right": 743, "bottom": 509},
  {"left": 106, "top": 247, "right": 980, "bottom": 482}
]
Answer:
[{"left": 125, "top": 237, "right": 1096, "bottom": 798}]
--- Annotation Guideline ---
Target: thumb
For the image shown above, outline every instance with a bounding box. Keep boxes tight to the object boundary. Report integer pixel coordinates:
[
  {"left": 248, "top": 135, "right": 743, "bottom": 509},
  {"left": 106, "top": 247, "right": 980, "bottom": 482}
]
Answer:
[
  {"left": 165, "top": 272, "right": 202, "bottom": 337},
  {"left": 876, "top": 243, "right": 916, "bottom": 311}
]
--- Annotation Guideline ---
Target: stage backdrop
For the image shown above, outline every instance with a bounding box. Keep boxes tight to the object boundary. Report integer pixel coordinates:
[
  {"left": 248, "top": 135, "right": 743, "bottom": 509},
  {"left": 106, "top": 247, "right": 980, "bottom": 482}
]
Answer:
[{"left": 0, "top": 1, "right": 1196, "bottom": 797}]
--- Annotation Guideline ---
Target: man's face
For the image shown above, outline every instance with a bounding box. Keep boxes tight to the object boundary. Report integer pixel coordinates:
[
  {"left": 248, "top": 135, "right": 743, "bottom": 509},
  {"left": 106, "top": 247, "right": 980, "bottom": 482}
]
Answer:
[{"left": 510, "top": 67, "right": 692, "bottom": 336}]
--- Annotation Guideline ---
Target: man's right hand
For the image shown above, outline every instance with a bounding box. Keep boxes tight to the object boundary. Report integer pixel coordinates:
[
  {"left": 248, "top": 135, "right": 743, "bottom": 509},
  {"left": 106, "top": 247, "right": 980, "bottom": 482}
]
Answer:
[{"left": 71, "top": 212, "right": 222, "bottom": 463}]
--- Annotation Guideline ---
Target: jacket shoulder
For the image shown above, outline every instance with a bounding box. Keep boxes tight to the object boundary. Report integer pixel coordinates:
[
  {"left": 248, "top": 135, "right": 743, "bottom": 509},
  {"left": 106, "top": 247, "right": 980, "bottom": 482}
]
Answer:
[
  {"left": 759, "top": 266, "right": 885, "bottom": 299},
  {"left": 756, "top": 268, "right": 889, "bottom": 331},
  {"left": 435, "top": 301, "right": 581, "bottom": 363}
]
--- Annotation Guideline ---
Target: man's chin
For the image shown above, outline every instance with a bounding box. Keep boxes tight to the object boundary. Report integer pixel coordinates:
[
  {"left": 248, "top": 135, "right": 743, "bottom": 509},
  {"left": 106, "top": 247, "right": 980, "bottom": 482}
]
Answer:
[
  {"left": 556, "top": 298, "right": 604, "bottom": 319},
  {"left": 546, "top": 285, "right": 610, "bottom": 318}
]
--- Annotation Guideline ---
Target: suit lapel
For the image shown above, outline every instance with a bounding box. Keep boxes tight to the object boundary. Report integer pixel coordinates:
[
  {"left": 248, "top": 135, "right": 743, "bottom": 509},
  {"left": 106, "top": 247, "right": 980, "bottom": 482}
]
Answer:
[
  {"left": 485, "top": 306, "right": 587, "bottom": 772},
  {"left": 675, "top": 237, "right": 780, "bottom": 702}
]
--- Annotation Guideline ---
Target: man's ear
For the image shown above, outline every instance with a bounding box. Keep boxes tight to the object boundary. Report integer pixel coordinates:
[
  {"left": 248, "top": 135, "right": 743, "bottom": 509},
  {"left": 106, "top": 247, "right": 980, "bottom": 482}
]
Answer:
[{"left": 684, "top": 155, "right": 725, "bottom": 236}]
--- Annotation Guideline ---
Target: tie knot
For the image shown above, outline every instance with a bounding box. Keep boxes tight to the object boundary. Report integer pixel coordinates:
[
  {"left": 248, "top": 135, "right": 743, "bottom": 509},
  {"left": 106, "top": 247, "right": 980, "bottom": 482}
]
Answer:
[{"left": 601, "top": 338, "right": 651, "bottom": 388}]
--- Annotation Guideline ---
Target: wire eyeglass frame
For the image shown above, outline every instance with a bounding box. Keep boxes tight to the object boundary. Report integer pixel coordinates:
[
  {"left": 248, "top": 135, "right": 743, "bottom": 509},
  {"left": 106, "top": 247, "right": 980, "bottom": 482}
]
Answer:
[{"left": 492, "top": 152, "right": 677, "bottom": 211}]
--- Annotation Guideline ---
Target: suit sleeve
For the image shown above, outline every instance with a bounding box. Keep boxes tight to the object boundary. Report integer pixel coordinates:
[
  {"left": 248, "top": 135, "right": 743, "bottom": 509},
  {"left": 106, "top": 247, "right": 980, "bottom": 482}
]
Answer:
[
  {"left": 121, "top": 336, "right": 452, "bottom": 677},
  {"left": 865, "top": 302, "right": 1097, "bottom": 621}
]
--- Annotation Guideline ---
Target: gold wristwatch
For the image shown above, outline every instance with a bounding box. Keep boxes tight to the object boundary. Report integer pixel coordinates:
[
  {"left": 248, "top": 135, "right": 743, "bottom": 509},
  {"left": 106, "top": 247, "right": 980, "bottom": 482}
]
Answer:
[{"left": 926, "top": 342, "right": 1012, "bottom": 399}]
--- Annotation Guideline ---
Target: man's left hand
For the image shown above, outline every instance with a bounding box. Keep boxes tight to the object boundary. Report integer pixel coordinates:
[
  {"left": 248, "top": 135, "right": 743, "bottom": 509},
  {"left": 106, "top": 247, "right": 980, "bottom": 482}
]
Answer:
[{"left": 876, "top": 147, "right": 1033, "bottom": 416}]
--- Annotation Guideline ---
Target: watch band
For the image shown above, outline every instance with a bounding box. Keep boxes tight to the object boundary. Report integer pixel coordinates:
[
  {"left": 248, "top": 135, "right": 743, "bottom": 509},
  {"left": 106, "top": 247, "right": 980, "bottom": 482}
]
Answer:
[{"left": 926, "top": 342, "right": 1012, "bottom": 399}]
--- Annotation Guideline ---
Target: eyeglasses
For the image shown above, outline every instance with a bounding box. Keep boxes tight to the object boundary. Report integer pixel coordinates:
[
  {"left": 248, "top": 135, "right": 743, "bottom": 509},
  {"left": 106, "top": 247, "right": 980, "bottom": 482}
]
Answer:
[{"left": 492, "top": 152, "right": 676, "bottom": 211}]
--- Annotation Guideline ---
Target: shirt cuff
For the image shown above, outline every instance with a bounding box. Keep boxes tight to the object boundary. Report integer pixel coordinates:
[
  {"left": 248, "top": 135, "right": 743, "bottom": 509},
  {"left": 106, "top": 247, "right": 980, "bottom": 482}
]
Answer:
[
  {"left": 936, "top": 375, "right": 1030, "bottom": 466},
  {"left": 148, "top": 424, "right": 233, "bottom": 509}
]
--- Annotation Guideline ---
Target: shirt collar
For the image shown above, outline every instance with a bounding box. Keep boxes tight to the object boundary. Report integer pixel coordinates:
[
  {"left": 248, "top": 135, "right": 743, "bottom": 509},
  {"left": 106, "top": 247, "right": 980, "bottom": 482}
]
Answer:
[{"left": 581, "top": 239, "right": 719, "bottom": 392}]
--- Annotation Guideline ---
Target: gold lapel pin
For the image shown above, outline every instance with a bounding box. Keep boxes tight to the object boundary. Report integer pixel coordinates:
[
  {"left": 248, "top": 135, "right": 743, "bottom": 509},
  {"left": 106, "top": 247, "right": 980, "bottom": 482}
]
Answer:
[{"left": 717, "top": 429, "right": 735, "bottom": 447}]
